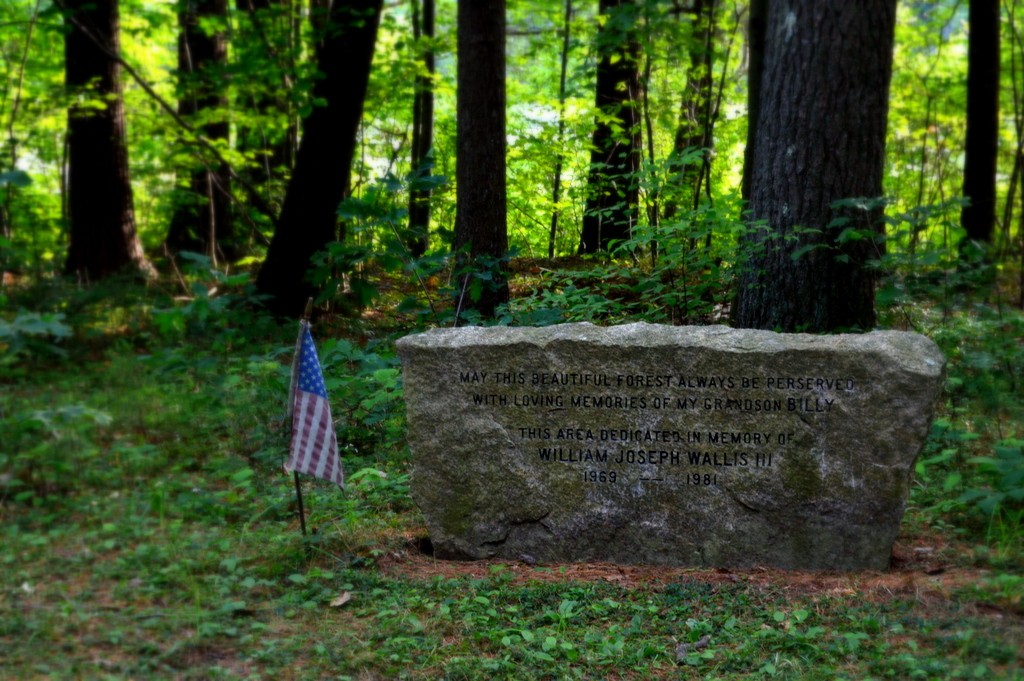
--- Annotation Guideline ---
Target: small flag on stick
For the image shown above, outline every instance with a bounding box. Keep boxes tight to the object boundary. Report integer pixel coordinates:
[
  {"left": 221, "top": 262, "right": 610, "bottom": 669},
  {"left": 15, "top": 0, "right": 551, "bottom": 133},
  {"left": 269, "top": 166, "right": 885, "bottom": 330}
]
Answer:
[{"left": 286, "top": 320, "right": 345, "bottom": 488}]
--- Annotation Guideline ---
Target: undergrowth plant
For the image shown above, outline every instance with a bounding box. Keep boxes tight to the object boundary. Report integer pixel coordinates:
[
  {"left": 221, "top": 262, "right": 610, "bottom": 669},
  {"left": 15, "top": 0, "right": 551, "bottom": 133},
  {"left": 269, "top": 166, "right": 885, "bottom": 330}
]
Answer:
[
  {"left": 874, "top": 202, "right": 1024, "bottom": 570},
  {"left": 513, "top": 198, "right": 747, "bottom": 325},
  {"left": 1, "top": 214, "right": 1023, "bottom": 678},
  {"left": 0, "top": 311, "right": 71, "bottom": 365}
]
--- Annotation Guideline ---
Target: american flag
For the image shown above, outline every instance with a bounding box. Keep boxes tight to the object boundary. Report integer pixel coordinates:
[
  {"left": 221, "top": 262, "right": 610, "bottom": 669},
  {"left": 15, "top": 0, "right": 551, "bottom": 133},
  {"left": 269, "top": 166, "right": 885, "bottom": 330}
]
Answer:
[{"left": 286, "top": 321, "right": 344, "bottom": 488}]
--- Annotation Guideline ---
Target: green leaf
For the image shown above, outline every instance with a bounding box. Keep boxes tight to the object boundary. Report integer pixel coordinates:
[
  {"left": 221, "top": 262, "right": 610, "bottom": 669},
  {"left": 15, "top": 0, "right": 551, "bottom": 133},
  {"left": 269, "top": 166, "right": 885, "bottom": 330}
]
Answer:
[
  {"left": 790, "top": 244, "right": 820, "bottom": 261},
  {"left": 0, "top": 170, "right": 30, "bottom": 188}
]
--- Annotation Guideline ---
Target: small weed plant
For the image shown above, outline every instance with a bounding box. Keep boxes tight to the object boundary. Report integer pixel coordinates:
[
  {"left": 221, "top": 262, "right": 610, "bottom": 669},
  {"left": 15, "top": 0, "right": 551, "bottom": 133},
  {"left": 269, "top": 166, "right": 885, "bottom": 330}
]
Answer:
[{"left": 1, "top": 238, "right": 1022, "bottom": 678}]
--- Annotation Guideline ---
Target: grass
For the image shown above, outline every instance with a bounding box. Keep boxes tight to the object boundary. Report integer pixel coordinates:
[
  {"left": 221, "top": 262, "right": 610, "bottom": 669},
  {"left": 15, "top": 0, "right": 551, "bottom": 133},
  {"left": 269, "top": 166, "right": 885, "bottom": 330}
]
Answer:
[{"left": 1, "top": 271, "right": 1023, "bottom": 680}]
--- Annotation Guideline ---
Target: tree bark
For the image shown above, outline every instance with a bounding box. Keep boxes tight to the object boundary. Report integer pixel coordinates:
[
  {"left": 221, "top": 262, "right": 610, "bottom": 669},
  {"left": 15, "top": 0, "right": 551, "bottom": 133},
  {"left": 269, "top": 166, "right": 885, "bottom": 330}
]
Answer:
[
  {"left": 62, "top": 0, "right": 153, "bottom": 280},
  {"left": 233, "top": 0, "right": 298, "bottom": 212},
  {"left": 165, "top": 0, "right": 234, "bottom": 262},
  {"left": 961, "top": 0, "right": 1000, "bottom": 246},
  {"left": 548, "top": 0, "right": 573, "bottom": 258},
  {"left": 256, "top": 0, "right": 383, "bottom": 317},
  {"left": 663, "top": 0, "right": 714, "bottom": 223},
  {"left": 578, "top": 0, "right": 642, "bottom": 253},
  {"left": 454, "top": 0, "right": 508, "bottom": 319},
  {"left": 407, "top": 0, "right": 435, "bottom": 258},
  {"left": 741, "top": 0, "right": 766, "bottom": 204},
  {"left": 733, "top": 1, "right": 896, "bottom": 332}
]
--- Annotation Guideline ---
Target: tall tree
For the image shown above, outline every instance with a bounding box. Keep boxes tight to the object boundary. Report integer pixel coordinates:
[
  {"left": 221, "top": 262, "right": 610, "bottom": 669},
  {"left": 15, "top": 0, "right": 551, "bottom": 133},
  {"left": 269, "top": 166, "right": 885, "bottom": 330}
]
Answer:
[
  {"left": 662, "top": 0, "right": 715, "bottom": 222},
  {"left": 961, "top": 0, "right": 1000, "bottom": 246},
  {"left": 741, "top": 0, "right": 766, "bottom": 204},
  {"left": 1, "top": 0, "right": 41, "bottom": 244},
  {"left": 454, "top": 0, "right": 508, "bottom": 319},
  {"left": 578, "top": 0, "right": 642, "bottom": 254},
  {"left": 407, "top": 0, "right": 435, "bottom": 258},
  {"left": 1004, "top": 0, "right": 1024, "bottom": 274},
  {"left": 733, "top": 1, "right": 897, "bottom": 332},
  {"left": 548, "top": 0, "right": 573, "bottom": 258},
  {"left": 234, "top": 0, "right": 298, "bottom": 209},
  {"left": 165, "top": 0, "right": 234, "bottom": 262},
  {"left": 61, "top": 0, "right": 153, "bottom": 280},
  {"left": 256, "top": 0, "right": 383, "bottom": 317}
]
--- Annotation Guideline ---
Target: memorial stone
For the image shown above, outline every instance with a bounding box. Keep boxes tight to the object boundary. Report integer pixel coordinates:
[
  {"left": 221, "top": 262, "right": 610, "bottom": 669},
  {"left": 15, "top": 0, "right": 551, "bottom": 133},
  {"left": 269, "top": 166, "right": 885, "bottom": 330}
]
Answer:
[{"left": 397, "top": 323, "right": 945, "bottom": 570}]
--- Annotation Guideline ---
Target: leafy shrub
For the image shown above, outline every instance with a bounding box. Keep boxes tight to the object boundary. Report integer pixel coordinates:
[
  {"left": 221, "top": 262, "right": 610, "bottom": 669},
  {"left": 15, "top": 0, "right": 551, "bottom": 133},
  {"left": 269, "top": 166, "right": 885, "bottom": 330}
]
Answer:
[
  {"left": 512, "top": 199, "right": 746, "bottom": 325},
  {"left": 0, "top": 403, "right": 111, "bottom": 507},
  {"left": 308, "top": 171, "right": 450, "bottom": 322},
  {"left": 316, "top": 337, "right": 405, "bottom": 464},
  {"left": 151, "top": 251, "right": 271, "bottom": 345},
  {"left": 0, "top": 311, "right": 71, "bottom": 365}
]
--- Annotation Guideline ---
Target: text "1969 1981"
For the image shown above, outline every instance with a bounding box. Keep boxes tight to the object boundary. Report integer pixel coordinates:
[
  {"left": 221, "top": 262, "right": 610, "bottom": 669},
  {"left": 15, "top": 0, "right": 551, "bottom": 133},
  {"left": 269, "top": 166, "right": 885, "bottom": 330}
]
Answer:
[{"left": 582, "top": 470, "right": 718, "bottom": 486}]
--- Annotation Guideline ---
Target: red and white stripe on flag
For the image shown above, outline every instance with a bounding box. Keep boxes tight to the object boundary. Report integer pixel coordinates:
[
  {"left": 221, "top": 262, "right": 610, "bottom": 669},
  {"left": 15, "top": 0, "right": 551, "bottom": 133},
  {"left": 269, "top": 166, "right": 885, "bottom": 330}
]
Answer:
[{"left": 286, "top": 323, "right": 344, "bottom": 488}]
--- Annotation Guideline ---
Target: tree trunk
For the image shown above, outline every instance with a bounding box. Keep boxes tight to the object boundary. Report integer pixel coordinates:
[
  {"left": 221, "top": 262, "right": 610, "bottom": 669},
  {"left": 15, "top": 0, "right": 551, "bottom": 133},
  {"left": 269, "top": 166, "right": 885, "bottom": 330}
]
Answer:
[
  {"left": 165, "top": 0, "right": 234, "bottom": 263},
  {"left": 234, "top": 0, "right": 298, "bottom": 214},
  {"left": 454, "top": 0, "right": 508, "bottom": 320},
  {"left": 310, "top": 0, "right": 331, "bottom": 37},
  {"left": 741, "top": 0, "right": 766, "bottom": 204},
  {"left": 578, "top": 0, "right": 642, "bottom": 254},
  {"left": 256, "top": 0, "right": 383, "bottom": 317},
  {"left": 733, "top": 1, "right": 896, "bottom": 332},
  {"left": 548, "top": 0, "right": 573, "bottom": 258},
  {"left": 407, "top": 0, "right": 435, "bottom": 258},
  {"left": 663, "top": 0, "right": 714, "bottom": 223},
  {"left": 62, "top": 0, "right": 153, "bottom": 280},
  {"left": 961, "top": 0, "right": 1000, "bottom": 246}
]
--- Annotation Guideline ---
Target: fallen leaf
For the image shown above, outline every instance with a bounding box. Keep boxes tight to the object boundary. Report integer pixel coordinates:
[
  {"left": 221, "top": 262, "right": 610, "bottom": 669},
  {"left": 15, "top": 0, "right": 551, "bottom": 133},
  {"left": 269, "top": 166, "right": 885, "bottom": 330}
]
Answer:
[{"left": 329, "top": 592, "right": 353, "bottom": 608}]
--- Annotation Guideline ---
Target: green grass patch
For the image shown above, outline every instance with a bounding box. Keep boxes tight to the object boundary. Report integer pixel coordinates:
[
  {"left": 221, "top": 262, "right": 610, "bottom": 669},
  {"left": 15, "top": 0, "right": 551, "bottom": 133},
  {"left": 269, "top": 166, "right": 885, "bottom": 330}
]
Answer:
[{"left": 1, "top": 271, "right": 1022, "bottom": 679}]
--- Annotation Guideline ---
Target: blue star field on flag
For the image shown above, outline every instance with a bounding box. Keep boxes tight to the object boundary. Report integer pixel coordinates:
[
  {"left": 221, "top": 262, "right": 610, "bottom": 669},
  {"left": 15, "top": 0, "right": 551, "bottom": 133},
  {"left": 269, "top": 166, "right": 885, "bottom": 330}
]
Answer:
[{"left": 297, "top": 327, "right": 328, "bottom": 398}]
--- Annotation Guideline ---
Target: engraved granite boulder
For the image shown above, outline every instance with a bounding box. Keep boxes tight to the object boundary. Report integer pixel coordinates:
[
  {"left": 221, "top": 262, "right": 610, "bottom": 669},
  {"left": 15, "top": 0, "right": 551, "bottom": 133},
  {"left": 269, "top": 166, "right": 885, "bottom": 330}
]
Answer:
[{"left": 396, "top": 323, "right": 945, "bottom": 570}]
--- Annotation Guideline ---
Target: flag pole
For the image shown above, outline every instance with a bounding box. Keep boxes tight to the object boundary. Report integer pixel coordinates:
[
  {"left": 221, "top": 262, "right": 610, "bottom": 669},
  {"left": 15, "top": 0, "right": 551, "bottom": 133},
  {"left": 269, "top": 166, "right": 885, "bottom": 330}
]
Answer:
[
  {"left": 293, "top": 470, "right": 308, "bottom": 538},
  {"left": 289, "top": 297, "right": 315, "bottom": 538}
]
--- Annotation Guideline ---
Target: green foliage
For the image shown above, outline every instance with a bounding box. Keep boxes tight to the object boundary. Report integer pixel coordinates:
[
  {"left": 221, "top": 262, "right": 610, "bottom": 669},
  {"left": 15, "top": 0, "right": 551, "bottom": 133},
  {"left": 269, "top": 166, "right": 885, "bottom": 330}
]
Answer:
[
  {"left": 315, "top": 335, "right": 406, "bottom": 469},
  {"left": 0, "top": 310, "right": 71, "bottom": 364},
  {"left": 2, "top": 0, "right": 1024, "bottom": 675},
  {"left": 1, "top": 401, "right": 110, "bottom": 508},
  {"left": 1, "top": 273, "right": 1022, "bottom": 679},
  {"left": 0, "top": 170, "right": 30, "bottom": 188},
  {"left": 451, "top": 249, "right": 516, "bottom": 324},
  {"left": 868, "top": 202, "right": 1024, "bottom": 567},
  {"left": 513, "top": 197, "right": 746, "bottom": 325},
  {"left": 885, "top": 3, "right": 969, "bottom": 230},
  {"left": 309, "top": 171, "right": 450, "bottom": 320},
  {"left": 961, "top": 441, "right": 1024, "bottom": 516},
  {"left": 147, "top": 252, "right": 277, "bottom": 356}
]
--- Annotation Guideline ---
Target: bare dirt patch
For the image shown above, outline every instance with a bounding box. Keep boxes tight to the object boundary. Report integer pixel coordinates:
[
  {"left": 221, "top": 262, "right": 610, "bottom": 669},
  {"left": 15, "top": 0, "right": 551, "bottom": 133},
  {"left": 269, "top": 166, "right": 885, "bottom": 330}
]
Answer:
[{"left": 379, "top": 534, "right": 1021, "bottom": 621}]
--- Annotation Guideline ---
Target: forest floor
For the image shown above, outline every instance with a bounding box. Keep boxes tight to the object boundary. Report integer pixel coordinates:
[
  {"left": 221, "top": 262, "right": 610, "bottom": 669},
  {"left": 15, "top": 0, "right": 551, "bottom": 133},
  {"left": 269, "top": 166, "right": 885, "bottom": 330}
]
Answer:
[{"left": 1, "top": 271, "right": 1023, "bottom": 679}]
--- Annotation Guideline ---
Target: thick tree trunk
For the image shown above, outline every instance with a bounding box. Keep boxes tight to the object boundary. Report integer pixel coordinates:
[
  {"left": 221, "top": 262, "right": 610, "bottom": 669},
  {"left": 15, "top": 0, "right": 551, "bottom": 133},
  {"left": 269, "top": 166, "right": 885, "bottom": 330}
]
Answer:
[
  {"left": 741, "top": 0, "right": 766, "bottom": 204},
  {"left": 166, "top": 0, "right": 234, "bottom": 262},
  {"left": 733, "top": 1, "right": 896, "bottom": 332},
  {"left": 62, "top": 0, "right": 153, "bottom": 280},
  {"left": 408, "top": 0, "right": 435, "bottom": 258},
  {"left": 961, "top": 0, "right": 1000, "bottom": 245},
  {"left": 454, "top": 0, "right": 508, "bottom": 319},
  {"left": 256, "top": 0, "right": 383, "bottom": 317},
  {"left": 578, "top": 0, "right": 642, "bottom": 254}
]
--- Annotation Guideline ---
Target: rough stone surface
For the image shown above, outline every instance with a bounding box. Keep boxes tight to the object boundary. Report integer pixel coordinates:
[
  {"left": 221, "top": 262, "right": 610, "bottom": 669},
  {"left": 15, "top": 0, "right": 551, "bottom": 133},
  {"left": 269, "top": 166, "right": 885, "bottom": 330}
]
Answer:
[{"left": 396, "top": 323, "right": 945, "bottom": 570}]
